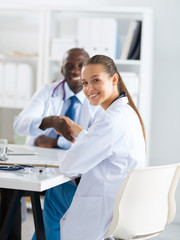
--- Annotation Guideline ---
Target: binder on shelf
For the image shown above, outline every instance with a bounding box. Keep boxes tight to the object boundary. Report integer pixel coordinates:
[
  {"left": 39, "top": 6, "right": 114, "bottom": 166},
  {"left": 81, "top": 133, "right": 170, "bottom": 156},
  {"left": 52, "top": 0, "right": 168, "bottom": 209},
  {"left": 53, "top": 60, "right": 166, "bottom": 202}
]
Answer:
[
  {"left": 90, "top": 18, "right": 103, "bottom": 56},
  {"left": 121, "top": 20, "right": 142, "bottom": 60},
  {"left": 101, "top": 18, "right": 119, "bottom": 58},
  {"left": 1, "top": 63, "right": 33, "bottom": 107},
  {"left": 78, "top": 17, "right": 118, "bottom": 59},
  {"left": 50, "top": 38, "right": 76, "bottom": 60},
  {"left": 0, "top": 63, "right": 4, "bottom": 99},
  {"left": 4, "top": 63, "right": 16, "bottom": 104},
  {"left": 16, "top": 63, "right": 32, "bottom": 105},
  {"left": 77, "top": 17, "right": 91, "bottom": 53}
]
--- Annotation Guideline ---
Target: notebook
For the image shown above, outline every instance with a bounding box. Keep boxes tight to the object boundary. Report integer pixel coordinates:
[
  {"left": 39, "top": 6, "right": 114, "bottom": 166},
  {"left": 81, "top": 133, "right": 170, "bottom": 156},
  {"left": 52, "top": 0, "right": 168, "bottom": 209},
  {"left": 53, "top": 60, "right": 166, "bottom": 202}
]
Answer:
[{"left": 7, "top": 145, "right": 37, "bottom": 155}]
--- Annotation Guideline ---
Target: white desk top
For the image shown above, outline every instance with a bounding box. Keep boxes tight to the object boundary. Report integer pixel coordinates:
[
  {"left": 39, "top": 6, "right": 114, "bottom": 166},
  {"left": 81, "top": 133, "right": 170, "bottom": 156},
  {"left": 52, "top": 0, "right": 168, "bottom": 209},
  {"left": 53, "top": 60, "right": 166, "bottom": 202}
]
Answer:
[
  {"left": 0, "top": 145, "right": 72, "bottom": 192},
  {"left": 5, "top": 144, "right": 66, "bottom": 167}
]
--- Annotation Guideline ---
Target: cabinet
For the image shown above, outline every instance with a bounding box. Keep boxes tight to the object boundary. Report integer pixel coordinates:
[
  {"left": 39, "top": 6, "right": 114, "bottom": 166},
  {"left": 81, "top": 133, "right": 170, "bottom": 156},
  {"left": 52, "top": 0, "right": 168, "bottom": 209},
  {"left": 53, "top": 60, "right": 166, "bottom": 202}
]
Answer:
[{"left": 0, "top": 5, "right": 153, "bottom": 161}]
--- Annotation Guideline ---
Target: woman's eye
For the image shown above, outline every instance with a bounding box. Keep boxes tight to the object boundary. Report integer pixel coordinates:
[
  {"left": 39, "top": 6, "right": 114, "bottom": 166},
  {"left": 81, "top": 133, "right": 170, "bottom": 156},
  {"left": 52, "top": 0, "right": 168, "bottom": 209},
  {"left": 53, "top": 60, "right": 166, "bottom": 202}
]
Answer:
[
  {"left": 94, "top": 79, "right": 99, "bottom": 83},
  {"left": 82, "top": 82, "right": 87, "bottom": 86}
]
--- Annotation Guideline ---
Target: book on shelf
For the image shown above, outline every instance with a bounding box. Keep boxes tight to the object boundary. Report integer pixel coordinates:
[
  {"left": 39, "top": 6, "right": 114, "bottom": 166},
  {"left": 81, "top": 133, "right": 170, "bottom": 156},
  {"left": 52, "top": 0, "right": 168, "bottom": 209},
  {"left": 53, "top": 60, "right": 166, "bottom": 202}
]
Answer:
[{"left": 121, "top": 20, "right": 142, "bottom": 60}]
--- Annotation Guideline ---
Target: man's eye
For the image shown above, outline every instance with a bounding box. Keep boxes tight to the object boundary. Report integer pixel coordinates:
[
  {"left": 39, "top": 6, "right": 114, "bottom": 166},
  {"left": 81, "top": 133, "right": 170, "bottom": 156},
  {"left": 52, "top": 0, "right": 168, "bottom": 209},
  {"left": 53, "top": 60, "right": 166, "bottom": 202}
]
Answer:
[
  {"left": 78, "top": 63, "right": 83, "bottom": 69},
  {"left": 65, "top": 64, "right": 73, "bottom": 70}
]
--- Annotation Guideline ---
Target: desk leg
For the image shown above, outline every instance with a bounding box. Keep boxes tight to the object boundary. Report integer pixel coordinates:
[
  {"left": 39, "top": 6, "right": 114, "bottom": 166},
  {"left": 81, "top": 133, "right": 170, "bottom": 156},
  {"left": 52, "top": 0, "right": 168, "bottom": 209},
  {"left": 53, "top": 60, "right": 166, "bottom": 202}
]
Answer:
[
  {"left": 0, "top": 190, "right": 23, "bottom": 240},
  {"left": 30, "top": 192, "right": 46, "bottom": 240}
]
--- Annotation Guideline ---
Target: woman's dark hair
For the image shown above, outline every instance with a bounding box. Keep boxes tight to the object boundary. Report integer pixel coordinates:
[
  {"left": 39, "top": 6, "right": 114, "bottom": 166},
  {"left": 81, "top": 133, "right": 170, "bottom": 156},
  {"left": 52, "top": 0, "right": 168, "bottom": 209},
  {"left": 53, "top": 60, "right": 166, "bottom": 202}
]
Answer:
[{"left": 83, "top": 54, "right": 146, "bottom": 143}]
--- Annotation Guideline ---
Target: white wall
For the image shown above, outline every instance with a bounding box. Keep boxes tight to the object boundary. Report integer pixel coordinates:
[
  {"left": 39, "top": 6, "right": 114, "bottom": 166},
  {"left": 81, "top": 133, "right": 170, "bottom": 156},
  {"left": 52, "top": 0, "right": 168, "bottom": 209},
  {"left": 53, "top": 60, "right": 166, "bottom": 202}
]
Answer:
[
  {"left": 105, "top": 0, "right": 180, "bottom": 222},
  {"left": 1, "top": 0, "right": 180, "bottom": 222}
]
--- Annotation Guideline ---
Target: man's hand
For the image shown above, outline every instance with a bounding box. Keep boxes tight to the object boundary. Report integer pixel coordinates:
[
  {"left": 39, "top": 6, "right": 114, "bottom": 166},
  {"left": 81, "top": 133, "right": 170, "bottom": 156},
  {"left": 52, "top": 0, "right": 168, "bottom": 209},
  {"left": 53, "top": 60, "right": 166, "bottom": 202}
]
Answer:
[
  {"left": 39, "top": 116, "right": 75, "bottom": 143},
  {"left": 58, "top": 116, "right": 83, "bottom": 137},
  {"left": 34, "top": 135, "right": 58, "bottom": 148}
]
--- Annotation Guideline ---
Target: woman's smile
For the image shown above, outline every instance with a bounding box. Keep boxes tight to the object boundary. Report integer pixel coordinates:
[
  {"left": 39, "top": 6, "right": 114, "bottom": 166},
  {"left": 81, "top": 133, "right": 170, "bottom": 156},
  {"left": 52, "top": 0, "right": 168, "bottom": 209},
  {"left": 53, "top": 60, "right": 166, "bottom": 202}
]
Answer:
[{"left": 88, "top": 93, "right": 100, "bottom": 100}]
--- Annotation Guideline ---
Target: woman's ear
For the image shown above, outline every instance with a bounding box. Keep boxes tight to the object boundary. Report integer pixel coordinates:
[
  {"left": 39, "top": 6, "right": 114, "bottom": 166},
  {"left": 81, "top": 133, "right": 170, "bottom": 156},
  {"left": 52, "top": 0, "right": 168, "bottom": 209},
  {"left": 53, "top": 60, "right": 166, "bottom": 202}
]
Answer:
[{"left": 112, "top": 73, "right": 118, "bottom": 86}]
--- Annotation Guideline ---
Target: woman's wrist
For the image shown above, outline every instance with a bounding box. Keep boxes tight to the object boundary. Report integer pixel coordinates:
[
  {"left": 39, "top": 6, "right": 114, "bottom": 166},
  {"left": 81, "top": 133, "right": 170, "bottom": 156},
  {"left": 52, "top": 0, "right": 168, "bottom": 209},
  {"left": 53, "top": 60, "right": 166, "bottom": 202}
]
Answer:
[{"left": 72, "top": 123, "right": 83, "bottom": 137}]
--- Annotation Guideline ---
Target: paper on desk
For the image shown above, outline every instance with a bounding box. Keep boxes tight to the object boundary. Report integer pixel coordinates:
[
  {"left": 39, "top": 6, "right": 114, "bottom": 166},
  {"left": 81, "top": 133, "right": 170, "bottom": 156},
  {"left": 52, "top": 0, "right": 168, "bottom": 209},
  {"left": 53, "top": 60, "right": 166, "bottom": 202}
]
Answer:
[
  {"left": 0, "top": 149, "right": 66, "bottom": 168},
  {"left": 0, "top": 157, "right": 59, "bottom": 168}
]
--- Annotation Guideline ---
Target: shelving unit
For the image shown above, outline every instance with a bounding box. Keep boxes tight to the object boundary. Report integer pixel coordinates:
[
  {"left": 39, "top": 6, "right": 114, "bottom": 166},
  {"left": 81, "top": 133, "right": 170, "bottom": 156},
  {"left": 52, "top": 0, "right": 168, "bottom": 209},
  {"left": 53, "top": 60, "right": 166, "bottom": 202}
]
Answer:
[{"left": 0, "top": 5, "right": 153, "bottom": 161}]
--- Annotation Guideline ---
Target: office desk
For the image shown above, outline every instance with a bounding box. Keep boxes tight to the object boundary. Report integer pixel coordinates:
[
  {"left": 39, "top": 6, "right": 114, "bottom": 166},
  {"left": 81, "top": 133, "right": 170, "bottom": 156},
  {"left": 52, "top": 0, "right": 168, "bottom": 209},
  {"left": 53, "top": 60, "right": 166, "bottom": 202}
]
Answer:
[{"left": 0, "top": 145, "right": 71, "bottom": 240}]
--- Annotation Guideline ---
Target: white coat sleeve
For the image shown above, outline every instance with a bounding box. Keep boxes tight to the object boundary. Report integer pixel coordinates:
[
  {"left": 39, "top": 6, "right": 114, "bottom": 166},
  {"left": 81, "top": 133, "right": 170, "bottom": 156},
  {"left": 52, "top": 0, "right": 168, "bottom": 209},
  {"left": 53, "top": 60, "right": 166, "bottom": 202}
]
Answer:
[
  {"left": 14, "top": 85, "right": 51, "bottom": 136},
  {"left": 59, "top": 114, "right": 113, "bottom": 177}
]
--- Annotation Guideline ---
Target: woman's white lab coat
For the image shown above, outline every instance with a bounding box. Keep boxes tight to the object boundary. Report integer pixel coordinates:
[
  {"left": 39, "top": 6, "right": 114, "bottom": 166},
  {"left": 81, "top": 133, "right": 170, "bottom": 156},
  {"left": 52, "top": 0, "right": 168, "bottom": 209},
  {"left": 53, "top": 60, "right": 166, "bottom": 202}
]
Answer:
[
  {"left": 14, "top": 80, "right": 99, "bottom": 146},
  {"left": 59, "top": 97, "right": 145, "bottom": 240}
]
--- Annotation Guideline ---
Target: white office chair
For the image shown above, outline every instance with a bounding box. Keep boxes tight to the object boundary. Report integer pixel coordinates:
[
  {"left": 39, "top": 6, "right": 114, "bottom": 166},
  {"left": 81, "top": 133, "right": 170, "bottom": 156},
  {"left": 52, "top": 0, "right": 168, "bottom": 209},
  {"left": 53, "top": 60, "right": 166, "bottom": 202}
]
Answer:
[{"left": 105, "top": 164, "right": 180, "bottom": 240}]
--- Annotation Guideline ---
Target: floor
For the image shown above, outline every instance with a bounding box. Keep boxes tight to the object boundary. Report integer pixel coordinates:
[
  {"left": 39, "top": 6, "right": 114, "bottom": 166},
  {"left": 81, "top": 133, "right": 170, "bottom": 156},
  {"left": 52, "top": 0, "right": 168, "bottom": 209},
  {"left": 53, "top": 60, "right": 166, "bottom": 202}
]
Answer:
[
  {"left": 22, "top": 210, "right": 180, "bottom": 240},
  {"left": 22, "top": 209, "right": 34, "bottom": 240}
]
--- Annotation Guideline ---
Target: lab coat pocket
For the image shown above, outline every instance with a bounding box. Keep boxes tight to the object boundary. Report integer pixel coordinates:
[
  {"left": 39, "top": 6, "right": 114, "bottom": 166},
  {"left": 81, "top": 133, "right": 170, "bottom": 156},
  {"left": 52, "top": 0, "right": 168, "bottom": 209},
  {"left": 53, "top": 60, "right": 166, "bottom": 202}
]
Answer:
[{"left": 60, "top": 196, "right": 103, "bottom": 240}]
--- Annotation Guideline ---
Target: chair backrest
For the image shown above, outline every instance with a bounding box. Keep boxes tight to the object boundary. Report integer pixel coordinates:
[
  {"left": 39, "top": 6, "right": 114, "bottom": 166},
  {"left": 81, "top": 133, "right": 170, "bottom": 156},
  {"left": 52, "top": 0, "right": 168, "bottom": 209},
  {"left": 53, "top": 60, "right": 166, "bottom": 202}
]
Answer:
[{"left": 105, "top": 164, "right": 180, "bottom": 240}]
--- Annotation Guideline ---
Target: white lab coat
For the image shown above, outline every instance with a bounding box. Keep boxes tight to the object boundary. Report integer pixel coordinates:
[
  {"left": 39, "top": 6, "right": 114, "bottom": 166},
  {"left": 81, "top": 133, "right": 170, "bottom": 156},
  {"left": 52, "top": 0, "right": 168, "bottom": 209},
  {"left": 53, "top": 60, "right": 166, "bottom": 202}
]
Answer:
[
  {"left": 59, "top": 97, "right": 145, "bottom": 240},
  {"left": 14, "top": 80, "right": 100, "bottom": 146}
]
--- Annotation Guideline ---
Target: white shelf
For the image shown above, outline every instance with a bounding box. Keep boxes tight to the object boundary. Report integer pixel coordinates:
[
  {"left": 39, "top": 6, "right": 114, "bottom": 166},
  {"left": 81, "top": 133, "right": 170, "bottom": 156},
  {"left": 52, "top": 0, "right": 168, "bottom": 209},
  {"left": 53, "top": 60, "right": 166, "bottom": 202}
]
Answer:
[
  {"left": 0, "top": 5, "right": 153, "bottom": 162},
  {"left": 115, "top": 59, "right": 141, "bottom": 65},
  {"left": 48, "top": 57, "right": 141, "bottom": 65},
  {"left": 0, "top": 55, "right": 39, "bottom": 62}
]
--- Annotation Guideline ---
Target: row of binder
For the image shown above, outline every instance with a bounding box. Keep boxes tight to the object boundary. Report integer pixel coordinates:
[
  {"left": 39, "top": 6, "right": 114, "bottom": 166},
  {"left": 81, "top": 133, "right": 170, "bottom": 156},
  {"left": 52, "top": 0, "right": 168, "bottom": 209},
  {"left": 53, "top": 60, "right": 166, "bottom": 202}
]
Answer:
[
  {"left": 50, "top": 18, "right": 141, "bottom": 60},
  {"left": 0, "top": 63, "right": 33, "bottom": 107},
  {"left": 50, "top": 17, "right": 119, "bottom": 59}
]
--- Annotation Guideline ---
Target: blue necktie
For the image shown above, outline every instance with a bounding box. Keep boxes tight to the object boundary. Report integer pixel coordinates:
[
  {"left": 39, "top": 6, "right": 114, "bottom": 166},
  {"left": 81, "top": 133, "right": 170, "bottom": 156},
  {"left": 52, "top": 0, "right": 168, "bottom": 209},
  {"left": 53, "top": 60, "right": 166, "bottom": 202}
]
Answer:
[
  {"left": 63, "top": 96, "right": 81, "bottom": 185},
  {"left": 65, "top": 95, "right": 78, "bottom": 121},
  {"left": 57, "top": 96, "right": 78, "bottom": 140}
]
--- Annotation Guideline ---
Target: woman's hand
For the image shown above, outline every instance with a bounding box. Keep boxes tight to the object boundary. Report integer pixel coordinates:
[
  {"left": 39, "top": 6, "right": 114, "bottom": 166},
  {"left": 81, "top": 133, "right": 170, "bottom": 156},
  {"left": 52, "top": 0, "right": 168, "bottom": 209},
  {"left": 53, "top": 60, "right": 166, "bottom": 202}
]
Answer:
[{"left": 58, "top": 116, "right": 83, "bottom": 137}]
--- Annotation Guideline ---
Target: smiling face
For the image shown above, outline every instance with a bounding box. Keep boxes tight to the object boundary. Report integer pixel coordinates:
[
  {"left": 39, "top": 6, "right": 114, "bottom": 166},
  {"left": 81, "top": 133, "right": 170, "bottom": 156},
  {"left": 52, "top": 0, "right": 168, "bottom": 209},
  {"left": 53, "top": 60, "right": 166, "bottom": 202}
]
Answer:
[
  {"left": 61, "top": 49, "right": 89, "bottom": 94},
  {"left": 81, "top": 64, "right": 119, "bottom": 110}
]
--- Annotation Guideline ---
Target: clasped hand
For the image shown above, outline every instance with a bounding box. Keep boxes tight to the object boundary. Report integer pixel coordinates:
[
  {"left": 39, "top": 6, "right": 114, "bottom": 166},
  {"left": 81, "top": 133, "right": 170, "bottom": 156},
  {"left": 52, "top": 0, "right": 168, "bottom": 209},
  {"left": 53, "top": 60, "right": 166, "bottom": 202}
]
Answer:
[
  {"left": 57, "top": 116, "right": 83, "bottom": 142},
  {"left": 39, "top": 116, "right": 83, "bottom": 145}
]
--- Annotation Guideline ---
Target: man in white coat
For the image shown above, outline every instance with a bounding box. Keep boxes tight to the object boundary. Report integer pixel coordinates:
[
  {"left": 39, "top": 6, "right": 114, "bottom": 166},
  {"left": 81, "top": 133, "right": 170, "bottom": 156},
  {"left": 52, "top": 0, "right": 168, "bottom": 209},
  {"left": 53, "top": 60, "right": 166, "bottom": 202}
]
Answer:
[{"left": 14, "top": 48, "right": 99, "bottom": 149}]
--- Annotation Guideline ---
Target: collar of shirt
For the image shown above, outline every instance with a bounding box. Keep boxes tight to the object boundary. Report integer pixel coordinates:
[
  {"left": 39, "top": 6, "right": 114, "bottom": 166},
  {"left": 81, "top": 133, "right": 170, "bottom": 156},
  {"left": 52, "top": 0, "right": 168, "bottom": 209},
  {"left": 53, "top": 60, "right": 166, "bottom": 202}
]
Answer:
[
  {"left": 64, "top": 81, "right": 85, "bottom": 104},
  {"left": 107, "top": 96, "right": 129, "bottom": 111}
]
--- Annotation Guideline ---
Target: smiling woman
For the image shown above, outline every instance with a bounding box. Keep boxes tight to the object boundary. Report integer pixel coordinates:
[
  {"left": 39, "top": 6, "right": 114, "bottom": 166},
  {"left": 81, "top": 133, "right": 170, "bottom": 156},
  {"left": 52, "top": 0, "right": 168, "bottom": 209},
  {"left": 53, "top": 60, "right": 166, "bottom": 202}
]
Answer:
[
  {"left": 38, "top": 54, "right": 146, "bottom": 240},
  {"left": 82, "top": 54, "right": 146, "bottom": 142}
]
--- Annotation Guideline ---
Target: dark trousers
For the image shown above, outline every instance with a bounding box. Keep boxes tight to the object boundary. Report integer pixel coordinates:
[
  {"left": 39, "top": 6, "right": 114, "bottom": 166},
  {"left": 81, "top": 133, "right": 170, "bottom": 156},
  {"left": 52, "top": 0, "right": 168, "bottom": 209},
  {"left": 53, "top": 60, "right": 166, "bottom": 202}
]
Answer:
[{"left": 0, "top": 189, "right": 21, "bottom": 240}]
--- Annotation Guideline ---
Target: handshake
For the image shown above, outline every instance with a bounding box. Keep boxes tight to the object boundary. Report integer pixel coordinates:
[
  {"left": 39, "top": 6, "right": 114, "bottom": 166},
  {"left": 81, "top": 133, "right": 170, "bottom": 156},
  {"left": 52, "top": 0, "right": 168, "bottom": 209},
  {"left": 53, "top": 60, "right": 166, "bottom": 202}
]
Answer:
[
  {"left": 56, "top": 116, "right": 83, "bottom": 143},
  {"left": 34, "top": 116, "right": 83, "bottom": 148}
]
